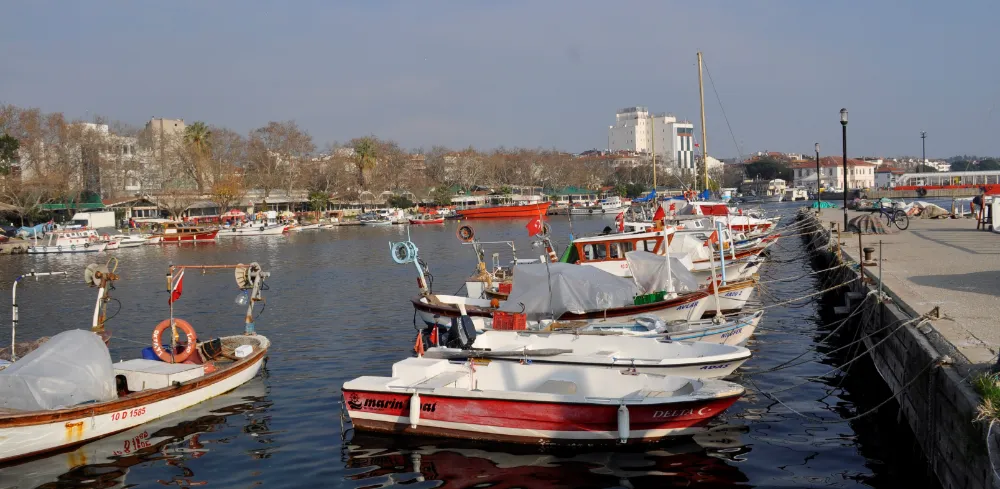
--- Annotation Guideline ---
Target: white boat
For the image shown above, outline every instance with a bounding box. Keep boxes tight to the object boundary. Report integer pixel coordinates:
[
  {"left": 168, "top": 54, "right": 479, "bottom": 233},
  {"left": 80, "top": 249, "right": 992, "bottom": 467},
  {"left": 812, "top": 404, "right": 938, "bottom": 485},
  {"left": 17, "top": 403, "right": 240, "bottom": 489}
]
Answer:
[
  {"left": 290, "top": 223, "right": 321, "bottom": 231},
  {"left": 423, "top": 330, "right": 751, "bottom": 379},
  {"left": 575, "top": 309, "right": 763, "bottom": 345},
  {"left": 343, "top": 356, "right": 744, "bottom": 444},
  {"left": 0, "top": 262, "right": 272, "bottom": 464},
  {"left": 27, "top": 230, "right": 108, "bottom": 254},
  {"left": 783, "top": 187, "right": 809, "bottom": 201},
  {"left": 569, "top": 196, "right": 624, "bottom": 215},
  {"left": 217, "top": 223, "right": 287, "bottom": 236},
  {"left": 107, "top": 233, "right": 149, "bottom": 248}
]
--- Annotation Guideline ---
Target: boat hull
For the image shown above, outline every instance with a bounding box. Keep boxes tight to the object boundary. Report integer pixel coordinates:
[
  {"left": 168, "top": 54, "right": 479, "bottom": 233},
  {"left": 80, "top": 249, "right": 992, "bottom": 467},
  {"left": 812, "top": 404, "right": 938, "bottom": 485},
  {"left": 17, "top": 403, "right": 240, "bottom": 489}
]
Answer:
[
  {"left": 217, "top": 225, "right": 287, "bottom": 236},
  {"left": 27, "top": 243, "right": 108, "bottom": 254},
  {"left": 457, "top": 202, "right": 552, "bottom": 219},
  {"left": 702, "top": 280, "right": 756, "bottom": 316},
  {"left": 409, "top": 219, "right": 446, "bottom": 224},
  {"left": 158, "top": 230, "right": 219, "bottom": 242},
  {"left": 0, "top": 343, "right": 267, "bottom": 463},
  {"left": 343, "top": 390, "right": 740, "bottom": 445}
]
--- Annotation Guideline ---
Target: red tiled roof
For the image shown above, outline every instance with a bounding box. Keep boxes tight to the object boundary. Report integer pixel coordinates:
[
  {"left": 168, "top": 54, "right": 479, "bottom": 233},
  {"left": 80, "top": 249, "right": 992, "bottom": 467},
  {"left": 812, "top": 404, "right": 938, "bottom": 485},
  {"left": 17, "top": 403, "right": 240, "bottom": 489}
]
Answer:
[{"left": 790, "top": 156, "right": 876, "bottom": 169}]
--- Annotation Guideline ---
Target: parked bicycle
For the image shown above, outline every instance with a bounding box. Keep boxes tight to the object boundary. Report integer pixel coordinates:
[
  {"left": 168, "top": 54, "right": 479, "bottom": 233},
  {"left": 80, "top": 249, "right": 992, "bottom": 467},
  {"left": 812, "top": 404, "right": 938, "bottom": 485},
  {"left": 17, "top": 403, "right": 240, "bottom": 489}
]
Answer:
[{"left": 871, "top": 202, "right": 909, "bottom": 230}]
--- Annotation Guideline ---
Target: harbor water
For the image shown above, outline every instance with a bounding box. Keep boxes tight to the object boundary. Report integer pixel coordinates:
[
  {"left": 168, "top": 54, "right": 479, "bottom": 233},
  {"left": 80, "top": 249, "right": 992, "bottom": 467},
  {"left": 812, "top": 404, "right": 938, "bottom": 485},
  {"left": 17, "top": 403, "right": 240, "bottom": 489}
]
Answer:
[{"left": 0, "top": 202, "right": 937, "bottom": 488}]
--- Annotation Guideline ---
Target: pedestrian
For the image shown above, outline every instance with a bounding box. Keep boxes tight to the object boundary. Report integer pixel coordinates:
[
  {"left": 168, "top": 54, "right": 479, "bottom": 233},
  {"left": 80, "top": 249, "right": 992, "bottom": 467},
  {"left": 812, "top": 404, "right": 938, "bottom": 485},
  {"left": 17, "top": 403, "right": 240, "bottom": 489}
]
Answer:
[{"left": 972, "top": 190, "right": 985, "bottom": 216}]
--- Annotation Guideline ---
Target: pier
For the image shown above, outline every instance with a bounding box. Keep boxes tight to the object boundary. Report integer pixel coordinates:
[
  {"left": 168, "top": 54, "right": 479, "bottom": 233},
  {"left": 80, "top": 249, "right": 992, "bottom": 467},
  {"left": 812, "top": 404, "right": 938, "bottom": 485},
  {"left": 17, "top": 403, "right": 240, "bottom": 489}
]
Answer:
[{"left": 800, "top": 207, "right": 1000, "bottom": 489}]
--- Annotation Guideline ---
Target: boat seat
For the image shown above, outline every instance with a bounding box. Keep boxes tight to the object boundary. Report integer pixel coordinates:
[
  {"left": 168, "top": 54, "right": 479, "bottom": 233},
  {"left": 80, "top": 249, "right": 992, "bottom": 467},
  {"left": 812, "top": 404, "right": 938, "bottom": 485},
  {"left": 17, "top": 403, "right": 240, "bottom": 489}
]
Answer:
[
  {"left": 410, "top": 371, "right": 465, "bottom": 389},
  {"left": 536, "top": 379, "right": 577, "bottom": 395}
]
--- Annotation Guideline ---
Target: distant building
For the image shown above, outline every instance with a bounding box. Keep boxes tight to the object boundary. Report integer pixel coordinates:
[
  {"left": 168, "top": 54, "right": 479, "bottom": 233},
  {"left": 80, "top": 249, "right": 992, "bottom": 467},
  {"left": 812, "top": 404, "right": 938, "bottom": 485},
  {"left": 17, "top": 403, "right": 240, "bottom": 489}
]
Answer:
[
  {"left": 144, "top": 118, "right": 186, "bottom": 160},
  {"left": 790, "top": 157, "right": 877, "bottom": 190},
  {"left": 607, "top": 107, "right": 695, "bottom": 172},
  {"left": 875, "top": 167, "right": 906, "bottom": 189}
]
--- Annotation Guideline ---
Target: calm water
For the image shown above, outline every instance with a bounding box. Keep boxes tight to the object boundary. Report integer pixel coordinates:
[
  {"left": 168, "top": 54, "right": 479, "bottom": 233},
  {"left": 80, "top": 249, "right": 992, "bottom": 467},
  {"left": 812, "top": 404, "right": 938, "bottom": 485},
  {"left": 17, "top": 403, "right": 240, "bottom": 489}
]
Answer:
[{"left": 0, "top": 203, "right": 935, "bottom": 489}]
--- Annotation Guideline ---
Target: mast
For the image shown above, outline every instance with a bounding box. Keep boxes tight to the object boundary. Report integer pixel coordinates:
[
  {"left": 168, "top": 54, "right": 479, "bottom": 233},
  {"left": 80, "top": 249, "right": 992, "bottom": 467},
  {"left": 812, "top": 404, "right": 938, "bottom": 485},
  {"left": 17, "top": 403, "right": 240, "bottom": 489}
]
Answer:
[
  {"left": 651, "top": 113, "right": 656, "bottom": 191},
  {"left": 697, "top": 52, "right": 709, "bottom": 193}
]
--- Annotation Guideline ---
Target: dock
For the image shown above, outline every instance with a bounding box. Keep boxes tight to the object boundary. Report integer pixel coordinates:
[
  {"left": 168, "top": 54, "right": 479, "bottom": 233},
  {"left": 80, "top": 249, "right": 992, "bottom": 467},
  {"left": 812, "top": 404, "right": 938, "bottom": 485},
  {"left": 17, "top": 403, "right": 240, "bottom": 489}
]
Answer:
[{"left": 801, "top": 207, "right": 1000, "bottom": 489}]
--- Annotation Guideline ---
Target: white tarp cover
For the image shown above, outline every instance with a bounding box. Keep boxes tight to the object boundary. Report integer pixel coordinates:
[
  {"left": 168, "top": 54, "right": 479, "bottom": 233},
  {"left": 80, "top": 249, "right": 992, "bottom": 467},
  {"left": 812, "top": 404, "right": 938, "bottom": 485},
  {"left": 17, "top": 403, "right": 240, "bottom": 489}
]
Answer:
[
  {"left": 0, "top": 330, "right": 116, "bottom": 411},
  {"left": 625, "top": 251, "right": 700, "bottom": 294},
  {"left": 500, "top": 263, "right": 640, "bottom": 320}
]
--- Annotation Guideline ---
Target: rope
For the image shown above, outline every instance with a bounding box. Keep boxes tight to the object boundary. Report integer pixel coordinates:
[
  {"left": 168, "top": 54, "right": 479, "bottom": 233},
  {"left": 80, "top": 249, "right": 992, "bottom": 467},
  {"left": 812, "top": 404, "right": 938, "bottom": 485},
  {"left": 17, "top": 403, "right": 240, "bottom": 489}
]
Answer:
[
  {"left": 756, "top": 277, "right": 859, "bottom": 311},
  {"left": 749, "top": 356, "right": 939, "bottom": 425}
]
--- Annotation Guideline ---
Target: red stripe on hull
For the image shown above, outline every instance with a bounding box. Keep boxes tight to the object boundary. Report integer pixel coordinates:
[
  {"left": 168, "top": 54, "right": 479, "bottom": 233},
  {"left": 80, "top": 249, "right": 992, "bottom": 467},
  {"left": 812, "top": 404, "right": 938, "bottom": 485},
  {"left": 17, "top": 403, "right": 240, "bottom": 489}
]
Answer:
[
  {"left": 457, "top": 202, "right": 552, "bottom": 219},
  {"left": 343, "top": 390, "right": 740, "bottom": 444},
  {"left": 159, "top": 230, "right": 219, "bottom": 242}
]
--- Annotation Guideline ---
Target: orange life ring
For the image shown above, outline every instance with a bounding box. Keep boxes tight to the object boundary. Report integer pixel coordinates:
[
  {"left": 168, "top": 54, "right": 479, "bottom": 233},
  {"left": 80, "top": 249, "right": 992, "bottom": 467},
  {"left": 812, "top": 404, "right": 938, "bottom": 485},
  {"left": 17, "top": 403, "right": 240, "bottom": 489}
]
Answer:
[
  {"left": 152, "top": 318, "right": 197, "bottom": 363},
  {"left": 456, "top": 225, "right": 475, "bottom": 243}
]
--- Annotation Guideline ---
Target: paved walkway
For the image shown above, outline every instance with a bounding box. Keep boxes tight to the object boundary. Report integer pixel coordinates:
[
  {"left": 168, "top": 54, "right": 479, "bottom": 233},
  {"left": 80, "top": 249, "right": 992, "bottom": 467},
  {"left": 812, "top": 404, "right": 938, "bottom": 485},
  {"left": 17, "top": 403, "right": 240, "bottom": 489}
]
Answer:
[{"left": 818, "top": 208, "right": 1000, "bottom": 365}]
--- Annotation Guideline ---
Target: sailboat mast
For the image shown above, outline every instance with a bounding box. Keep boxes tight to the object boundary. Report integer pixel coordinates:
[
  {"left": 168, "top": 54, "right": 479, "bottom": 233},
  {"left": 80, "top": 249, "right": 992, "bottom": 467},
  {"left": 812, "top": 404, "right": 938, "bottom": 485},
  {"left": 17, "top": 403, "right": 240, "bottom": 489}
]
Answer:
[
  {"left": 651, "top": 113, "right": 656, "bottom": 190},
  {"left": 697, "top": 52, "right": 709, "bottom": 192}
]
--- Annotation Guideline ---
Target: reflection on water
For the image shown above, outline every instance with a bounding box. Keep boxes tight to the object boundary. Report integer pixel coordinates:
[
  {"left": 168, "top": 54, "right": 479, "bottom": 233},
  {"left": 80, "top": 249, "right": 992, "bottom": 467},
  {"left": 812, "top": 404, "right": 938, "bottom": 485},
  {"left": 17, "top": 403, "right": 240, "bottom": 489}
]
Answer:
[
  {"left": 346, "top": 426, "right": 751, "bottom": 489},
  {"left": 0, "top": 205, "right": 935, "bottom": 488}
]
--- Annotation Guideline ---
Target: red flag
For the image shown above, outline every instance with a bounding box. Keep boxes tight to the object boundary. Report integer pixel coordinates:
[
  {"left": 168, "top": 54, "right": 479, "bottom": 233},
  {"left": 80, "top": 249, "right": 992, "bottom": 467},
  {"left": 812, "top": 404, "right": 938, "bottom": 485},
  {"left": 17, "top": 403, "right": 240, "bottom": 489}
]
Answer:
[
  {"left": 669, "top": 202, "right": 676, "bottom": 212},
  {"left": 653, "top": 205, "right": 665, "bottom": 221},
  {"left": 526, "top": 216, "right": 543, "bottom": 236},
  {"left": 694, "top": 143, "right": 700, "bottom": 147},
  {"left": 703, "top": 230, "right": 719, "bottom": 247},
  {"left": 615, "top": 211, "right": 625, "bottom": 232},
  {"left": 168, "top": 270, "right": 185, "bottom": 304}
]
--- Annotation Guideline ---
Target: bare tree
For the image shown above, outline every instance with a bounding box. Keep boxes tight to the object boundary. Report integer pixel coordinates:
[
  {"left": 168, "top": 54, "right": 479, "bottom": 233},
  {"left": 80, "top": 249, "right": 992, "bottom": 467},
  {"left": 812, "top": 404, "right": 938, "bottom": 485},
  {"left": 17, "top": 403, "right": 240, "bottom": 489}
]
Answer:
[
  {"left": 210, "top": 170, "right": 247, "bottom": 212},
  {"left": 247, "top": 121, "right": 315, "bottom": 203}
]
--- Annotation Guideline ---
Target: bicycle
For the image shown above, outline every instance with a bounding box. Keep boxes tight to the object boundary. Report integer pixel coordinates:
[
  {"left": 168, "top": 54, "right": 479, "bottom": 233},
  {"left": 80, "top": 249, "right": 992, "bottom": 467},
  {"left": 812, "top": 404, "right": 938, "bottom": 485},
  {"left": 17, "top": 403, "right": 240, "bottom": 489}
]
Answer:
[{"left": 871, "top": 202, "right": 909, "bottom": 230}]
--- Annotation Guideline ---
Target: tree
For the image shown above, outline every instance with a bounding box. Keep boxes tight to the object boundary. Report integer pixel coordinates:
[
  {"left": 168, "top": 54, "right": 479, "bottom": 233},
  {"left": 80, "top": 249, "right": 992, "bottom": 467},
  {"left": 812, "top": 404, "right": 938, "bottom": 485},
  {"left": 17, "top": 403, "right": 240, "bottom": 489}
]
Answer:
[
  {"left": 386, "top": 194, "right": 414, "bottom": 209},
  {"left": 744, "top": 158, "right": 792, "bottom": 181},
  {"left": 430, "top": 185, "right": 453, "bottom": 206},
  {"left": 247, "top": 121, "right": 315, "bottom": 202},
  {"left": 0, "top": 134, "right": 18, "bottom": 175},
  {"left": 180, "top": 122, "right": 212, "bottom": 192},
  {"left": 352, "top": 137, "right": 378, "bottom": 189},
  {"left": 159, "top": 179, "right": 198, "bottom": 220},
  {"left": 977, "top": 159, "right": 1000, "bottom": 171},
  {"left": 914, "top": 164, "right": 938, "bottom": 173},
  {"left": 1, "top": 179, "right": 49, "bottom": 226},
  {"left": 949, "top": 160, "right": 973, "bottom": 172},
  {"left": 308, "top": 190, "right": 330, "bottom": 212},
  {"left": 210, "top": 171, "right": 246, "bottom": 212}
]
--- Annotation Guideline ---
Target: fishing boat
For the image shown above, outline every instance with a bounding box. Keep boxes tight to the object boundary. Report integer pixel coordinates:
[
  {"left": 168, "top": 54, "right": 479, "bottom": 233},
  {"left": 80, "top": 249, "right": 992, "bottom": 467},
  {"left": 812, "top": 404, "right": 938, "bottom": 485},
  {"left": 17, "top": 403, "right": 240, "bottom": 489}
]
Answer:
[
  {"left": 342, "top": 356, "right": 744, "bottom": 444},
  {"left": 153, "top": 222, "right": 219, "bottom": 243},
  {"left": 0, "top": 262, "right": 271, "bottom": 463},
  {"left": 217, "top": 223, "right": 287, "bottom": 236},
  {"left": 703, "top": 278, "right": 757, "bottom": 317},
  {"left": 456, "top": 201, "right": 552, "bottom": 219},
  {"left": 423, "top": 330, "right": 751, "bottom": 379},
  {"left": 569, "top": 196, "right": 624, "bottom": 215},
  {"left": 409, "top": 214, "right": 446, "bottom": 224},
  {"left": 26, "top": 229, "right": 109, "bottom": 254},
  {"left": 290, "top": 223, "right": 321, "bottom": 231},
  {"left": 573, "top": 310, "right": 764, "bottom": 345}
]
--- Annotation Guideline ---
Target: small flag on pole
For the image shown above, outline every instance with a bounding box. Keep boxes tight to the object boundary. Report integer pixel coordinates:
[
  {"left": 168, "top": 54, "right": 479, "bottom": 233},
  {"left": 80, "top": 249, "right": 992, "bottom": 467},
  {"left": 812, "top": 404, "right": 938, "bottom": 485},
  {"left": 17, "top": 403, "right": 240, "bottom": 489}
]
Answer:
[
  {"left": 526, "top": 216, "right": 543, "bottom": 237},
  {"left": 168, "top": 270, "right": 185, "bottom": 304},
  {"left": 615, "top": 211, "right": 625, "bottom": 232},
  {"left": 703, "top": 230, "right": 719, "bottom": 247},
  {"left": 652, "top": 205, "right": 665, "bottom": 222}
]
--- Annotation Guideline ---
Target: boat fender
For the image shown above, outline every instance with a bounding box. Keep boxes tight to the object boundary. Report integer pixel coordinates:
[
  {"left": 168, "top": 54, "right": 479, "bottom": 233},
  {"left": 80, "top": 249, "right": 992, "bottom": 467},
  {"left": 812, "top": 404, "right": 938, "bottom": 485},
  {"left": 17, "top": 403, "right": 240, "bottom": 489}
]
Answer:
[
  {"left": 259, "top": 226, "right": 265, "bottom": 231},
  {"left": 84, "top": 242, "right": 90, "bottom": 248},
  {"left": 71, "top": 244, "right": 77, "bottom": 250},
  {"left": 57, "top": 245, "right": 63, "bottom": 251},
  {"left": 409, "top": 392, "right": 421, "bottom": 428},
  {"left": 588, "top": 209, "right": 593, "bottom": 214},
  {"left": 618, "top": 404, "right": 630, "bottom": 443},
  {"left": 152, "top": 318, "right": 198, "bottom": 363},
  {"left": 917, "top": 187, "right": 928, "bottom": 197}
]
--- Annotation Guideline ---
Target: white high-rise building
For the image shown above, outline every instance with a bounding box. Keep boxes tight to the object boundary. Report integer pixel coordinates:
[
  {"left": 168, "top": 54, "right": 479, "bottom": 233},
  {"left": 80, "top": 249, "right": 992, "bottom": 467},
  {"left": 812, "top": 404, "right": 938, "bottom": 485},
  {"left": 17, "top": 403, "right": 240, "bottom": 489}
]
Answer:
[{"left": 607, "top": 106, "right": 695, "bottom": 171}]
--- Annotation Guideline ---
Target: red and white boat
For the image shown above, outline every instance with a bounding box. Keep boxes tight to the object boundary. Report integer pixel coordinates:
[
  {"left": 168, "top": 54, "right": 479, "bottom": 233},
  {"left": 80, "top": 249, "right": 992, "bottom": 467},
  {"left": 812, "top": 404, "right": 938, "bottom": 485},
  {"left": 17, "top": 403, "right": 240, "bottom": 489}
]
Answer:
[
  {"left": 409, "top": 214, "right": 446, "bottom": 225},
  {"left": 343, "top": 357, "right": 744, "bottom": 445},
  {"left": 153, "top": 222, "right": 219, "bottom": 243},
  {"left": 456, "top": 202, "right": 552, "bottom": 219}
]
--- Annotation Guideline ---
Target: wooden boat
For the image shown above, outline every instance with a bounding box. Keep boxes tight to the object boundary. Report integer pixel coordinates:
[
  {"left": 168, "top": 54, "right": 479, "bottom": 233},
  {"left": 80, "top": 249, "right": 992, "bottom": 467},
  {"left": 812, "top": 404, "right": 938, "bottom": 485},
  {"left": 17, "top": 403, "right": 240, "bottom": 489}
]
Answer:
[
  {"left": 409, "top": 214, "right": 446, "bottom": 224},
  {"left": 703, "top": 278, "right": 757, "bottom": 317},
  {"left": 423, "top": 330, "right": 751, "bottom": 379},
  {"left": 412, "top": 289, "right": 710, "bottom": 332},
  {"left": 343, "top": 357, "right": 744, "bottom": 444},
  {"left": 0, "top": 262, "right": 272, "bottom": 464},
  {"left": 153, "top": 222, "right": 219, "bottom": 243},
  {"left": 456, "top": 201, "right": 552, "bottom": 219}
]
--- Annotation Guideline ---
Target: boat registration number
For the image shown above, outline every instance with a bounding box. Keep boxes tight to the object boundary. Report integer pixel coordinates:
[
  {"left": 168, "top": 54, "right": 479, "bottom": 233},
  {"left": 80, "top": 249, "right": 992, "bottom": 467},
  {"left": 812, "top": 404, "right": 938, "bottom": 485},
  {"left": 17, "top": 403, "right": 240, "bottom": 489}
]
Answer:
[{"left": 110, "top": 407, "right": 146, "bottom": 422}]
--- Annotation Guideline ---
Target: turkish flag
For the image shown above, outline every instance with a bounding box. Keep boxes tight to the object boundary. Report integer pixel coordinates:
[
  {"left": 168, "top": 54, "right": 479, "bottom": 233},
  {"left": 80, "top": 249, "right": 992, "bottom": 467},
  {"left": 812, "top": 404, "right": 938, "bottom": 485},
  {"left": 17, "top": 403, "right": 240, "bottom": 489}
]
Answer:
[
  {"left": 653, "top": 205, "right": 665, "bottom": 221},
  {"left": 703, "top": 230, "right": 719, "bottom": 247},
  {"left": 669, "top": 202, "right": 676, "bottom": 212},
  {"left": 526, "top": 216, "right": 543, "bottom": 236},
  {"left": 168, "top": 270, "right": 185, "bottom": 304},
  {"left": 615, "top": 211, "right": 625, "bottom": 232}
]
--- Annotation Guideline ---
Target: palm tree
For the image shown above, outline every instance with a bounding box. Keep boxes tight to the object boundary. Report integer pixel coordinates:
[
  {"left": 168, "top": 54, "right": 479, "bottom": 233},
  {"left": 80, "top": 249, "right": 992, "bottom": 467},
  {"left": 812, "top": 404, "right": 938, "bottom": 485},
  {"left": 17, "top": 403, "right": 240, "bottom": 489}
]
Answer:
[
  {"left": 353, "top": 137, "right": 378, "bottom": 189},
  {"left": 183, "top": 122, "right": 212, "bottom": 191}
]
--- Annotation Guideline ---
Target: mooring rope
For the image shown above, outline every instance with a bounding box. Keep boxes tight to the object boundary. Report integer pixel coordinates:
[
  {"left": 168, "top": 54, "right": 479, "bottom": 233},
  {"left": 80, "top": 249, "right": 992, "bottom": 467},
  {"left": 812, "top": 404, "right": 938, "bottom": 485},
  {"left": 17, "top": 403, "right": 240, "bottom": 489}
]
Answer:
[{"left": 755, "top": 277, "right": 860, "bottom": 311}]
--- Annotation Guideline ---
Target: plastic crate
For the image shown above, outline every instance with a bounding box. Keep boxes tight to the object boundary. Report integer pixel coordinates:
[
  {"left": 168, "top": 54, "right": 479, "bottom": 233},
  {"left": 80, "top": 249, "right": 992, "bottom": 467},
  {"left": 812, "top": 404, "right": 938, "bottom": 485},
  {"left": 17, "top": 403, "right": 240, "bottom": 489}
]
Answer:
[
  {"left": 492, "top": 311, "right": 527, "bottom": 330},
  {"left": 498, "top": 282, "right": 512, "bottom": 294}
]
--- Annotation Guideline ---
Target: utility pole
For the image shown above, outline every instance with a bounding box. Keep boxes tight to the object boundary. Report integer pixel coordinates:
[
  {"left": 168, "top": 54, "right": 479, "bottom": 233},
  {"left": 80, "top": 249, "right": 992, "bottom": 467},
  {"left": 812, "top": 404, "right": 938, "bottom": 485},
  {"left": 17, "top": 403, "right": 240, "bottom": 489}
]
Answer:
[
  {"left": 920, "top": 131, "right": 926, "bottom": 173},
  {"left": 697, "top": 52, "right": 709, "bottom": 192}
]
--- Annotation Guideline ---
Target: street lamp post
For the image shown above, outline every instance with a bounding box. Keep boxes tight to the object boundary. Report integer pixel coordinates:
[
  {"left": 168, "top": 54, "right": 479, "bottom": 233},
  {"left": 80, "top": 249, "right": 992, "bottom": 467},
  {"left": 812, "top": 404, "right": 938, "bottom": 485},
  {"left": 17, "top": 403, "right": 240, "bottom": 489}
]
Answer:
[
  {"left": 815, "top": 143, "right": 821, "bottom": 211},
  {"left": 841, "top": 108, "right": 848, "bottom": 231},
  {"left": 920, "top": 131, "right": 926, "bottom": 173}
]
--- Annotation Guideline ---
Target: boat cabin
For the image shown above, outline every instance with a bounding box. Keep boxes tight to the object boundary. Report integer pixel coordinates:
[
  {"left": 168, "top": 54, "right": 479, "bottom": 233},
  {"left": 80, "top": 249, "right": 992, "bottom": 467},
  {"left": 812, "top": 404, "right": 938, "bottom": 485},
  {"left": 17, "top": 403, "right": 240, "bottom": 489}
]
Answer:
[{"left": 559, "top": 227, "right": 672, "bottom": 275}]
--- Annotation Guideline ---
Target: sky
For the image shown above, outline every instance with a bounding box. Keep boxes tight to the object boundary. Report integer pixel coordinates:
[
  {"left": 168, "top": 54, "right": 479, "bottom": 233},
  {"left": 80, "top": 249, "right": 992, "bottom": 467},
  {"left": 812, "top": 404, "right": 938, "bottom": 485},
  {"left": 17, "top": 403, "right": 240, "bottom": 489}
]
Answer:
[{"left": 2, "top": 1, "right": 998, "bottom": 159}]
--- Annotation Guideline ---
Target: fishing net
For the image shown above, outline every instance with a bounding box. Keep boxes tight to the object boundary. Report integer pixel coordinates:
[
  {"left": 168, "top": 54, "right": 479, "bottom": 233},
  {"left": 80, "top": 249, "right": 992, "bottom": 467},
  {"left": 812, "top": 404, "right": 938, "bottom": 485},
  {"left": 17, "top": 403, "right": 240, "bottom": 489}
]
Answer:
[{"left": 848, "top": 215, "right": 894, "bottom": 234}]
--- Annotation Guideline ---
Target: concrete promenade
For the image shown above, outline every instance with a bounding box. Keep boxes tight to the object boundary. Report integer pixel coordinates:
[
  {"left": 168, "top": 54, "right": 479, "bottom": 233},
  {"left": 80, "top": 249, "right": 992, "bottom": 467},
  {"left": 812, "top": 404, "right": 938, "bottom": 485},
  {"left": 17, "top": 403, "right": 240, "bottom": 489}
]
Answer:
[{"left": 818, "top": 207, "right": 1000, "bottom": 366}]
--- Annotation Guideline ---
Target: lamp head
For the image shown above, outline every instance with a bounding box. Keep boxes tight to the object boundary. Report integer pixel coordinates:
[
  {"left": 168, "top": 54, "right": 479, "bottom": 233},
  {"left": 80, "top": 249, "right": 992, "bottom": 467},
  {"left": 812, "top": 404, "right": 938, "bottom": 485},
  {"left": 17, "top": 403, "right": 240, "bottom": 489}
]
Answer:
[
  {"left": 840, "top": 108, "right": 848, "bottom": 125},
  {"left": 815, "top": 143, "right": 820, "bottom": 153}
]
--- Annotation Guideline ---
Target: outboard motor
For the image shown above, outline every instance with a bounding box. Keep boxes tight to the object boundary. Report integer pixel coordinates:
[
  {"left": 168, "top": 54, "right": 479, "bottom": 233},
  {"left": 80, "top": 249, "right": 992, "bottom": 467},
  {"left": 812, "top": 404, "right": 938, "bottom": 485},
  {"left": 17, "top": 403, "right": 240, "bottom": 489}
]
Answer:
[{"left": 447, "top": 315, "right": 477, "bottom": 349}]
